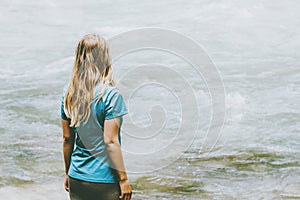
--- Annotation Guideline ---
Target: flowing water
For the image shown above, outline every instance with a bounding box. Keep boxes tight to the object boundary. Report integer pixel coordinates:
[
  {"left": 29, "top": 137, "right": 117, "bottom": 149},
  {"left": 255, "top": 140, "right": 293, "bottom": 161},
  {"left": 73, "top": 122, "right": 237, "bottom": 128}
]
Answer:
[{"left": 0, "top": 0, "right": 300, "bottom": 199}]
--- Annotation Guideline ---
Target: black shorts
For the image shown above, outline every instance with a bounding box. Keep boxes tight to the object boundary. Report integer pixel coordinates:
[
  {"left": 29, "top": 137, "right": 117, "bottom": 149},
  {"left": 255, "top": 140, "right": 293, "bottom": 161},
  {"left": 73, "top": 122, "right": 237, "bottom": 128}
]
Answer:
[{"left": 68, "top": 176, "right": 121, "bottom": 200}]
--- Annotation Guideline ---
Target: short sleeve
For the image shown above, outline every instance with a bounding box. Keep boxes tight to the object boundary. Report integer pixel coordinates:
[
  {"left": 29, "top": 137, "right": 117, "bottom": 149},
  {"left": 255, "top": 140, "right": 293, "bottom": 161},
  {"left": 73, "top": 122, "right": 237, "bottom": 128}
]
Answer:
[
  {"left": 104, "top": 88, "right": 128, "bottom": 120},
  {"left": 61, "top": 86, "right": 70, "bottom": 120}
]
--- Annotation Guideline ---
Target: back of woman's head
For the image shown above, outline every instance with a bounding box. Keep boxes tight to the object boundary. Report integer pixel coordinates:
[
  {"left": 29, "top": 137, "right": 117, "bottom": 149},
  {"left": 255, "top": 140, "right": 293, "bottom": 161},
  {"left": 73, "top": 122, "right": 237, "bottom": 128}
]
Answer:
[{"left": 64, "top": 34, "right": 115, "bottom": 127}]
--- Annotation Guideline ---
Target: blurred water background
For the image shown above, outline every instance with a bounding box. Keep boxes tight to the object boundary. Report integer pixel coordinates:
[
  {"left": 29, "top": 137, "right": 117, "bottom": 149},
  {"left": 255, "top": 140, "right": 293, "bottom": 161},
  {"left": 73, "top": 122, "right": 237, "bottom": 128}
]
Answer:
[{"left": 0, "top": 0, "right": 299, "bottom": 199}]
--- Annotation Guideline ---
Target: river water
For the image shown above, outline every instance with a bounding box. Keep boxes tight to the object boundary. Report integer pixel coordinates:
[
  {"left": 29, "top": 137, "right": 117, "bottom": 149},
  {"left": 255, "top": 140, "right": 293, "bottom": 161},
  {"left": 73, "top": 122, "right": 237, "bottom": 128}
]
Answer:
[{"left": 0, "top": 0, "right": 299, "bottom": 199}]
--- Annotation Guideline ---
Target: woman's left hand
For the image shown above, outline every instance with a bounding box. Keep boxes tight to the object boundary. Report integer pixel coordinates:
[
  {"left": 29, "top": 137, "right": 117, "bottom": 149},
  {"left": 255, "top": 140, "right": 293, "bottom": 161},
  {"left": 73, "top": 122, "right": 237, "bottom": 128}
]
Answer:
[{"left": 64, "top": 174, "right": 70, "bottom": 192}]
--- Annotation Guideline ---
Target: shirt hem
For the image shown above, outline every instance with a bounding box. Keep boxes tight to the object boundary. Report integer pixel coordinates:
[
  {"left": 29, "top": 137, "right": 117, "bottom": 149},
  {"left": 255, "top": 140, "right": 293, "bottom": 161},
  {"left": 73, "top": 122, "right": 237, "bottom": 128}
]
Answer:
[{"left": 68, "top": 173, "right": 118, "bottom": 183}]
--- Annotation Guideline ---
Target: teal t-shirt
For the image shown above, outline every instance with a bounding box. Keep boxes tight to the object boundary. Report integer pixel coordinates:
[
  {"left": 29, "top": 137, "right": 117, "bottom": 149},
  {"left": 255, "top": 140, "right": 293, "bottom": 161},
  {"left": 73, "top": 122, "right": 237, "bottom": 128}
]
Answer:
[{"left": 60, "top": 84, "right": 128, "bottom": 183}]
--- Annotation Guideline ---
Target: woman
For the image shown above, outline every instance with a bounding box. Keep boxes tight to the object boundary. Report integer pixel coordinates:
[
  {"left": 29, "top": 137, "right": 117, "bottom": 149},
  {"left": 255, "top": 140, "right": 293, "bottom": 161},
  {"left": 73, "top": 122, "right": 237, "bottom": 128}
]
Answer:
[{"left": 60, "top": 34, "right": 132, "bottom": 200}]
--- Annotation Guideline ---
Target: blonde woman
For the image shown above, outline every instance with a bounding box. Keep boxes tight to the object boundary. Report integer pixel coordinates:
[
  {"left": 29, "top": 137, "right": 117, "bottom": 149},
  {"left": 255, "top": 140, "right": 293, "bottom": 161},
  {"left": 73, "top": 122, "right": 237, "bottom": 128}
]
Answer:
[{"left": 61, "top": 34, "right": 132, "bottom": 200}]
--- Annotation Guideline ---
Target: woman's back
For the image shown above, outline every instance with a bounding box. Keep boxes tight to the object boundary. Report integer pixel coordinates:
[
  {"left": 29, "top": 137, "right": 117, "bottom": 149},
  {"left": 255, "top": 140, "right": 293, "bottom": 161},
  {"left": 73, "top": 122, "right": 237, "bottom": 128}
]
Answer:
[{"left": 61, "top": 84, "right": 128, "bottom": 183}]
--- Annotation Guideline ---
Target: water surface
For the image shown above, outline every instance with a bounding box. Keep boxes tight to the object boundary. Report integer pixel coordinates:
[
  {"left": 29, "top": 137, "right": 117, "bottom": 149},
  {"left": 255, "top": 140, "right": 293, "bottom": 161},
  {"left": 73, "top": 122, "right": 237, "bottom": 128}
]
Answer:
[{"left": 0, "top": 0, "right": 299, "bottom": 199}]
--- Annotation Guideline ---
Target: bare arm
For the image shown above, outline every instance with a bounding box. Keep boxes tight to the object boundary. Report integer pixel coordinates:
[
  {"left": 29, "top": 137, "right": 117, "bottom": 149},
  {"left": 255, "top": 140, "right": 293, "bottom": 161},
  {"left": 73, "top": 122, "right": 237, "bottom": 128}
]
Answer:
[
  {"left": 62, "top": 119, "right": 75, "bottom": 175},
  {"left": 104, "top": 117, "right": 132, "bottom": 200}
]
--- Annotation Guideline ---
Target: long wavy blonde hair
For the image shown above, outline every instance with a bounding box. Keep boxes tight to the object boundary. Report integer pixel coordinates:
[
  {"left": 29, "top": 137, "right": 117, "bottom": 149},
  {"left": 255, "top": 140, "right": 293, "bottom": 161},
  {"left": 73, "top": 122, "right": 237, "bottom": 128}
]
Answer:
[{"left": 64, "top": 34, "right": 115, "bottom": 127}]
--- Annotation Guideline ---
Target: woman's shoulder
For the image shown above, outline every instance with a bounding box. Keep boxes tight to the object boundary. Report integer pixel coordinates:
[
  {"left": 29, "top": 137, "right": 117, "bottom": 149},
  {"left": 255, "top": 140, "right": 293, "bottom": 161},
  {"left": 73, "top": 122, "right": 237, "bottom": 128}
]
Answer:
[
  {"left": 102, "top": 86, "right": 122, "bottom": 100},
  {"left": 61, "top": 84, "right": 68, "bottom": 96},
  {"left": 105, "top": 86, "right": 119, "bottom": 94},
  {"left": 94, "top": 85, "right": 121, "bottom": 101}
]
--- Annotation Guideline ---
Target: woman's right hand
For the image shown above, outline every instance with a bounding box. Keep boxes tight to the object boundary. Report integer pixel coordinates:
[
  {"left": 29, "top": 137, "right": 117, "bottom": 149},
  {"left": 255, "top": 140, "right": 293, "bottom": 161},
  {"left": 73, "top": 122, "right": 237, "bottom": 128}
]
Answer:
[{"left": 119, "top": 179, "right": 132, "bottom": 200}]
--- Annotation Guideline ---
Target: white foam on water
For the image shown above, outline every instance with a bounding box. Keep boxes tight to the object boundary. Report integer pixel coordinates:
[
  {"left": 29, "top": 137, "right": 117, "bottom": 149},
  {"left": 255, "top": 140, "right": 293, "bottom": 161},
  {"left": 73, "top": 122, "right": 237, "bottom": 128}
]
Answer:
[
  {"left": 226, "top": 92, "right": 246, "bottom": 109},
  {"left": 0, "top": 180, "right": 68, "bottom": 200}
]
